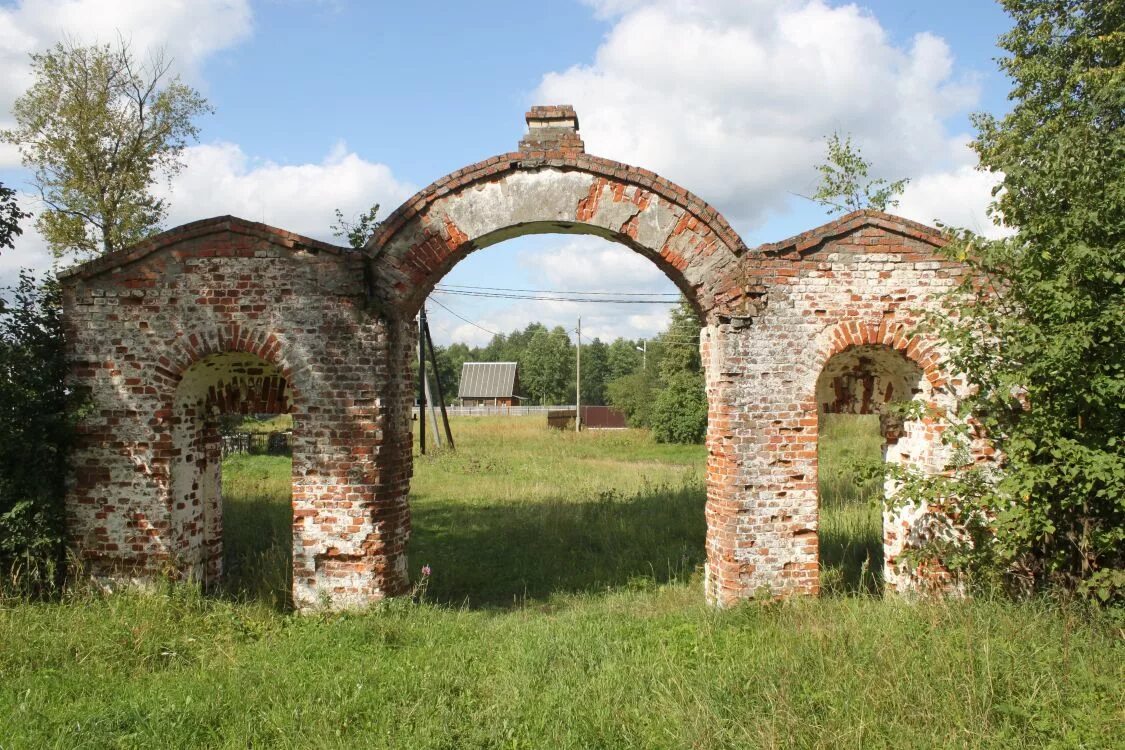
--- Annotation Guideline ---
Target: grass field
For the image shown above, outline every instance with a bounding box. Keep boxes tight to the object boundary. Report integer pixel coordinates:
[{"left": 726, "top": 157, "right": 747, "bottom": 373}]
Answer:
[{"left": 1, "top": 416, "right": 1121, "bottom": 748}]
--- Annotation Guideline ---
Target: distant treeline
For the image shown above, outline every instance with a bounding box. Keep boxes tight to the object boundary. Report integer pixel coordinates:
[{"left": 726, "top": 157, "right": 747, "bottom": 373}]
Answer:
[{"left": 422, "top": 299, "right": 708, "bottom": 443}]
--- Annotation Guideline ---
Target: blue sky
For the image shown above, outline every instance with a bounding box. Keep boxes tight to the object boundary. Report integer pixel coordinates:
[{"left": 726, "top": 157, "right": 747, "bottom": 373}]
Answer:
[{"left": 0, "top": 0, "right": 1015, "bottom": 344}]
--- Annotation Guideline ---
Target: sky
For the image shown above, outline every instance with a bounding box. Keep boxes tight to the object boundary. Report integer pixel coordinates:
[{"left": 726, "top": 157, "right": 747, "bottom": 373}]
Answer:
[{"left": 0, "top": 0, "right": 1016, "bottom": 345}]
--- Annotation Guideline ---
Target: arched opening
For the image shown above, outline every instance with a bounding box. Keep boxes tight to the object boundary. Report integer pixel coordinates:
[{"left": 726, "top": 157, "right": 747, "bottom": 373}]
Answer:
[
  {"left": 815, "top": 344, "right": 928, "bottom": 594},
  {"left": 401, "top": 231, "right": 710, "bottom": 607},
  {"left": 361, "top": 108, "right": 757, "bottom": 606},
  {"left": 170, "top": 351, "right": 294, "bottom": 606}
]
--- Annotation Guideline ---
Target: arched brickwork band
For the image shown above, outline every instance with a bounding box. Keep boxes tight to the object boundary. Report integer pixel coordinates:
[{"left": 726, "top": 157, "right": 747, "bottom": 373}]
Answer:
[
  {"left": 365, "top": 107, "right": 753, "bottom": 322},
  {"left": 57, "top": 105, "right": 982, "bottom": 610}
]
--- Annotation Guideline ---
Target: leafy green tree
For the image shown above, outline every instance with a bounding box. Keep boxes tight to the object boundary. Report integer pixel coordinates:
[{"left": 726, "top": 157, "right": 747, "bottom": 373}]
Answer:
[
  {"left": 606, "top": 337, "right": 643, "bottom": 379},
  {"left": 646, "top": 299, "right": 707, "bottom": 443},
  {"left": 0, "top": 181, "right": 31, "bottom": 253},
  {"left": 580, "top": 337, "right": 609, "bottom": 406},
  {"left": 331, "top": 203, "right": 380, "bottom": 248},
  {"left": 912, "top": 0, "right": 1124, "bottom": 601},
  {"left": 605, "top": 370, "right": 658, "bottom": 428},
  {"left": 651, "top": 372, "right": 708, "bottom": 444},
  {"left": 522, "top": 326, "right": 574, "bottom": 405},
  {"left": 2, "top": 39, "right": 211, "bottom": 258},
  {"left": 439, "top": 342, "right": 472, "bottom": 403},
  {"left": 0, "top": 272, "right": 82, "bottom": 593},
  {"left": 656, "top": 299, "right": 702, "bottom": 379},
  {"left": 813, "top": 132, "right": 909, "bottom": 214}
]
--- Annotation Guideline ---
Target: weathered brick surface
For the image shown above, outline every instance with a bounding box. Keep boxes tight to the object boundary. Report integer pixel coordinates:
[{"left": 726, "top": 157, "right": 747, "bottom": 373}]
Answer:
[
  {"left": 60, "top": 109, "right": 979, "bottom": 609},
  {"left": 60, "top": 217, "right": 411, "bottom": 607}
]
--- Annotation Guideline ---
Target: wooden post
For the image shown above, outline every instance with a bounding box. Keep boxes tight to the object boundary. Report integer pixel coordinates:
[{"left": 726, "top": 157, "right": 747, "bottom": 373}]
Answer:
[
  {"left": 418, "top": 307, "right": 427, "bottom": 455},
  {"left": 576, "top": 316, "right": 582, "bottom": 433},
  {"left": 422, "top": 316, "right": 455, "bottom": 450}
]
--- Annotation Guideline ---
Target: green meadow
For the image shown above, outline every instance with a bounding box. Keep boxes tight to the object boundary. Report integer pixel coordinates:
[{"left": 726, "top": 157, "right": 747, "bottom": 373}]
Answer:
[{"left": 1, "top": 416, "right": 1120, "bottom": 748}]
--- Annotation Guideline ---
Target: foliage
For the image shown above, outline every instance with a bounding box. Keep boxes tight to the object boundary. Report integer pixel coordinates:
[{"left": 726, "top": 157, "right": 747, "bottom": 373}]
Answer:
[
  {"left": 605, "top": 370, "right": 658, "bottom": 428},
  {"left": 645, "top": 298, "right": 707, "bottom": 444},
  {"left": 331, "top": 202, "right": 380, "bottom": 249},
  {"left": 0, "top": 180, "right": 31, "bottom": 253},
  {"left": 650, "top": 372, "right": 708, "bottom": 444},
  {"left": 522, "top": 326, "right": 574, "bottom": 405},
  {"left": 905, "top": 0, "right": 1125, "bottom": 601},
  {"left": 2, "top": 39, "right": 211, "bottom": 258},
  {"left": 812, "top": 132, "right": 909, "bottom": 214},
  {"left": 0, "top": 272, "right": 81, "bottom": 593},
  {"left": 579, "top": 337, "right": 609, "bottom": 406}
]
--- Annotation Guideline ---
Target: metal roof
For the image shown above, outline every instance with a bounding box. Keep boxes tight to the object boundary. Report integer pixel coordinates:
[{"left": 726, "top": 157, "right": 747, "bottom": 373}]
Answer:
[{"left": 458, "top": 362, "right": 518, "bottom": 398}]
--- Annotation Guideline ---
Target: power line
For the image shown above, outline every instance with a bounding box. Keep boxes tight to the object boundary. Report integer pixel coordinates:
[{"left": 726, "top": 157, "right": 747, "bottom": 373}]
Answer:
[
  {"left": 432, "top": 289, "right": 680, "bottom": 304},
  {"left": 427, "top": 296, "right": 500, "bottom": 337},
  {"left": 437, "top": 282, "right": 681, "bottom": 297}
]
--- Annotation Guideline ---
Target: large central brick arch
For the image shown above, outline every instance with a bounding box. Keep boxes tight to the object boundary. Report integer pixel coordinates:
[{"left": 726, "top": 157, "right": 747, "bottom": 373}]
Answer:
[
  {"left": 59, "top": 106, "right": 976, "bottom": 610},
  {"left": 365, "top": 106, "right": 752, "bottom": 322}
]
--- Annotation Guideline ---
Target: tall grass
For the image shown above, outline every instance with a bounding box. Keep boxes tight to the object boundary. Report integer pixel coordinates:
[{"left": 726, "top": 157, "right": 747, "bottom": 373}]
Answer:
[
  {"left": 1, "top": 416, "right": 1120, "bottom": 748},
  {"left": 818, "top": 413, "right": 885, "bottom": 596}
]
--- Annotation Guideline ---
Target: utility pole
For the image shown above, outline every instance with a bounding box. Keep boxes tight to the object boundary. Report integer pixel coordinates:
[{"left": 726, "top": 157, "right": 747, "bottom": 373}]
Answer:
[
  {"left": 424, "top": 369, "right": 442, "bottom": 448},
  {"left": 422, "top": 314, "right": 455, "bottom": 449},
  {"left": 575, "top": 316, "right": 582, "bottom": 433},
  {"left": 636, "top": 340, "right": 647, "bottom": 372},
  {"left": 418, "top": 307, "right": 427, "bottom": 455}
]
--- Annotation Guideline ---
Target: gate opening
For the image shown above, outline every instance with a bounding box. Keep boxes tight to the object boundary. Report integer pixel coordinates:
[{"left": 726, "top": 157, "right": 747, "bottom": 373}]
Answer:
[
  {"left": 404, "top": 233, "right": 709, "bottom": 608},
  {"left": 171, "top": 352, "right": 294, "bottom": 608},
  {"left": 815, "top": 344, "right": 927, "bottom": 594}
]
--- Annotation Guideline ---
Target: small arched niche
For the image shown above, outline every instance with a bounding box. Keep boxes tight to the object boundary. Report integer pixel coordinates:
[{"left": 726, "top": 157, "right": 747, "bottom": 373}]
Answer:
[{"left": 170, "top": 351, "right": 292, "bottom": 587}]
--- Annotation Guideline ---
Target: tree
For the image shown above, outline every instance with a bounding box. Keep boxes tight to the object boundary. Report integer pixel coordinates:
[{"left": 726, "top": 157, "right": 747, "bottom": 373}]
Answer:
[
  {"left": 579, "top": 337, "right": 609, "bottom": 406},
  {"left": 812, "top": 132, "right": 909, "bottom": 214},
  {"left": 910, "top": 0, "right": 1124, "bottom": 601},
  {"left": 0, "top": 181, "right": 31, "bottom": 254},
  {"left": 656, "top": 299, "right": 702, "bottom": 380},
  {"left": 2, "top": 39, "right": 211, "bottom": 258},
  {"left": 0, "top": 272, "right": 81, "bottom": 593},
  {"left": 606, "top": 370, "right": 657, "bottom": 428},
  {"left": 331, "top": 203, "right": 380, "bottom": 249},
  {"left": 522, "top": 326, "right": 573, "bottom": 405},
  {"left": 606, "top": 337, "right": 643, "bottom": 379},
  {"left": 651, "top": 372, "right": 708, "bottom": 444}
]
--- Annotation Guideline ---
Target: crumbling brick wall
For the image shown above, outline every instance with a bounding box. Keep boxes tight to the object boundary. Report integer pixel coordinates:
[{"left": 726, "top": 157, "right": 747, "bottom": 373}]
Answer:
[{"left": 60, "top": 107, "right": 975, "bottom": 610}]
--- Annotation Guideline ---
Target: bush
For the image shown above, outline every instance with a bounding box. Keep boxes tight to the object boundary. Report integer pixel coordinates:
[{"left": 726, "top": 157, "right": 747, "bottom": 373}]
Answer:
[
  {"left": 0, "top": 272, "right": 78, "bottom": 594},
  {"left": 901, "top": 1, "right": 1124, "bottom": 603},
  {"left": 650, "top": 373, "right": 707, "bottom": 444}
]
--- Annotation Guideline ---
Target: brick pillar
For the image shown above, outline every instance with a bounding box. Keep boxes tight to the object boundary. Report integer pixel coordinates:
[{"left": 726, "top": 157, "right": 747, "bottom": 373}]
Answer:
[
  {"left": 518, "top": 105, "right": 585, "bottom": 155},
  {"left": 704, "top": 322, "right": 820, "bottom": 605}
]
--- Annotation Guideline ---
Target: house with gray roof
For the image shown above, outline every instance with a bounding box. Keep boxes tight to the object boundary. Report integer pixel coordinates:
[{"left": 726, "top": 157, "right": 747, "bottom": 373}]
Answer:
[{"left": 457, "top": 362, "right": 521, "bottom": 406}]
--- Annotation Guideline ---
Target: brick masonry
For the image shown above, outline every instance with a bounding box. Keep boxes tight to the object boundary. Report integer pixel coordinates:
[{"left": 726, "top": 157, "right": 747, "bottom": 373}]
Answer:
[{"left": 60, "top": 107, "right": 979, "bottom": 609}]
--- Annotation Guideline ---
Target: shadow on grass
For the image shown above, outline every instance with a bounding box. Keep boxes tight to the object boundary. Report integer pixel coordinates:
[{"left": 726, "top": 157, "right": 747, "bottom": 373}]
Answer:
[
  {"left": 217, "top": 468, "right": 885, "bottom": 610},
  {"left": 408, "top": 485, "right": 707, "bottom": 609},
  {"left": 217, "top": 495, "right": 293, "bottom": 610}
]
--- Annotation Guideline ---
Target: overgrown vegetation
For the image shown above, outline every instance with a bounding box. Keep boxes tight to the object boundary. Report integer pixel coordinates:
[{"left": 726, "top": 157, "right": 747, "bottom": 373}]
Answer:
[
  {"left": 0, "top": 272, "right": 79, "bottom": 594},
  {"left": 900, "top": 0, "right": 1124, "bottom": 602},
  {"left": 812, "top": 132, "right": 909, "bottom": 214},
  {"left": 1, "top": 416, "right": 1120, "bottom": 747}
]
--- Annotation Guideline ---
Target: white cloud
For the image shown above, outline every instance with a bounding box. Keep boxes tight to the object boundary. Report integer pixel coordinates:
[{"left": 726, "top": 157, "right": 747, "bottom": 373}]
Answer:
[
  {"left": 0, "top": 0, "right": 253, "bottom": 167},
  {"left": 516, "top": 237, "right": 670, "bottom": 292},
  {"left": 896, "top": 140, "right": 1012, "bottom": 239},
  {"left": 1, "top": 141, "right": 415, "bottom": 288},
  {"left": 158, "top": 141, "right": 415, "bottom": 241},
  {"left": 427, "top": 236, "right": 680, "bottom": 346},
  {"left": 537, "top": 0, "right": 984, "bottom": 231}
]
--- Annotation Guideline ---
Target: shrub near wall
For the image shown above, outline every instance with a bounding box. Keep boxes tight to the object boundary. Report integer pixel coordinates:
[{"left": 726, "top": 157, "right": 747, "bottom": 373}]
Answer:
[{"left": 0, "top": 272, "right": 77, "bottom": 593}]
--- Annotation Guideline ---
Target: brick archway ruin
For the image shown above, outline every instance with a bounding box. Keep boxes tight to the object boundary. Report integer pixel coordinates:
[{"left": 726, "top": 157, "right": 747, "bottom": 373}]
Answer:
[{"left": 60, "top": 106, "right": 973, "bottom": 609}]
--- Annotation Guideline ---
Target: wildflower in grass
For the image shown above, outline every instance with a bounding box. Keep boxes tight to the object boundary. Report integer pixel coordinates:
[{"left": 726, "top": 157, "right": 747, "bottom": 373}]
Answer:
[{"left": 421, "top": 564, "right": 431, "bottom": 577}]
